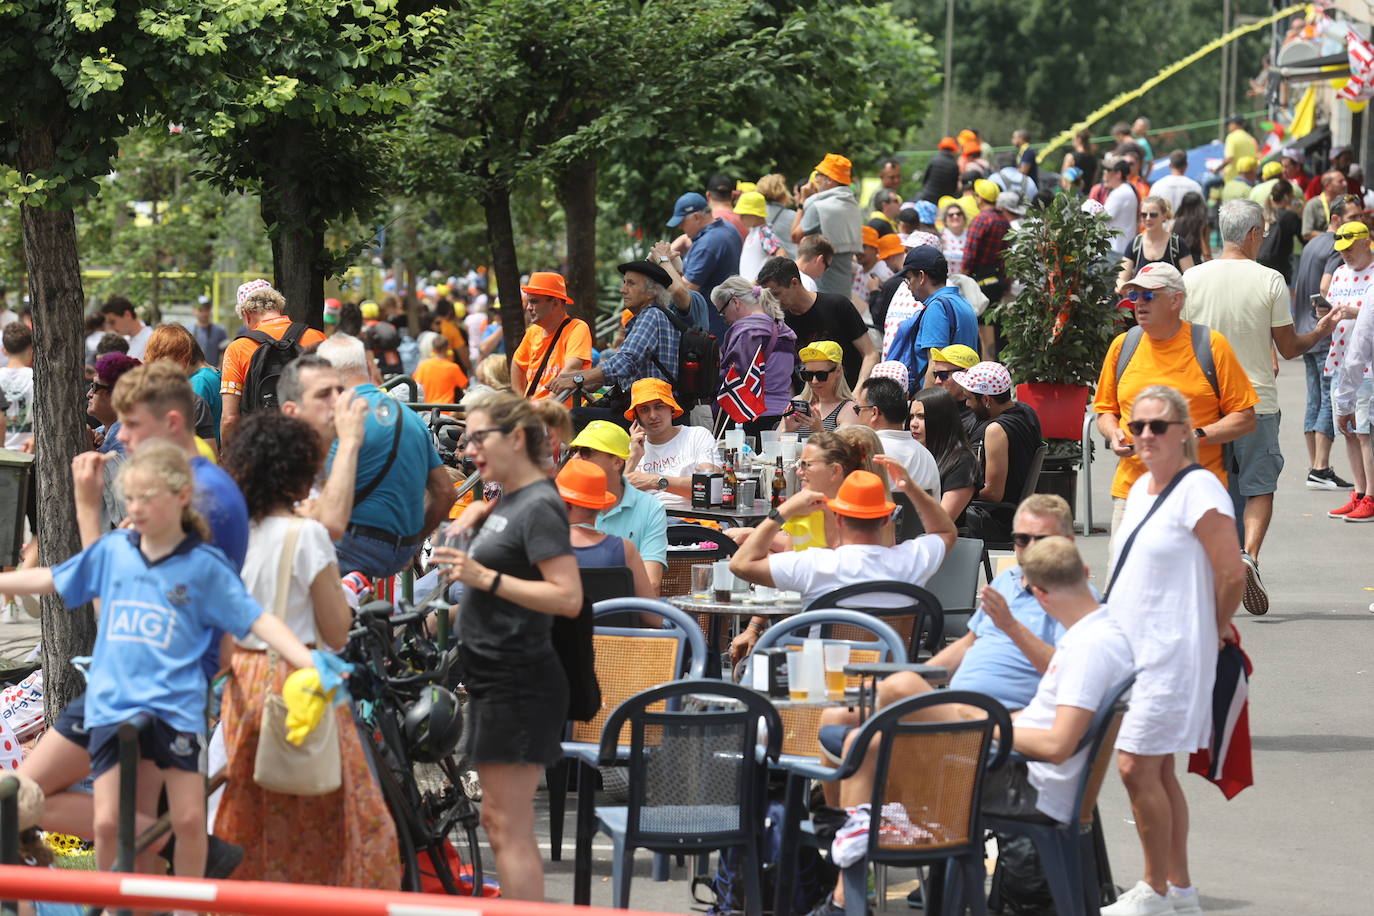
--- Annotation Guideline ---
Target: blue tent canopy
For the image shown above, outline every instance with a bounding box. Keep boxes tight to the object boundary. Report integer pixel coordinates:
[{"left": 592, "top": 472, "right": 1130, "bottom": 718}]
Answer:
[{"left": 1146, "top": 142, "right": 1224, "bottom": 184}]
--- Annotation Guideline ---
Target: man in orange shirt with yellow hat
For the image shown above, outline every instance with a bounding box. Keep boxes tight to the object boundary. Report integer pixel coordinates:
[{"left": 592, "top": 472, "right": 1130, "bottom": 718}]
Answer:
[
  {"left": 793, "top": 153, "right": 864, "bottom": 298},
  {"left": 510, "top": 271, "right": 592, "bottom": 403}
]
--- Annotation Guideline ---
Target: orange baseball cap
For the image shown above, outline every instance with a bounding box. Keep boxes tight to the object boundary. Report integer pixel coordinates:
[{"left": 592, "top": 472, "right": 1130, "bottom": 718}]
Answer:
[
  {"left": 876, "top": 233, "right": 905, "bottom": 260},
  {"left": 861, "top": 225, "right": 879, "bottom": 249},
  {"left": 826, "top": 470, "right": 896, "bottom": 519},
  {"left": 814, "top": 153, "right": 852, "bottom": 185},
  {"left": 938, "top": 137, "right": 959, "bottom": 152},
  {"left": 625, "top": 377, "right": 683, "bottom": 422},
  {"left": 556, "top": 458, "right": 617, "bottom": 510},
  {"left": 520, "top": 271, "right": 572, "bottom": 304}
]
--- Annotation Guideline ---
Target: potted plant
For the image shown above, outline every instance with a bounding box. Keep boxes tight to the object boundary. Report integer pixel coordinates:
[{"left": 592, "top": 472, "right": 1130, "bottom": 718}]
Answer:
[{"left": 993, "top": 194, "right": 1123, "bottom": 511}]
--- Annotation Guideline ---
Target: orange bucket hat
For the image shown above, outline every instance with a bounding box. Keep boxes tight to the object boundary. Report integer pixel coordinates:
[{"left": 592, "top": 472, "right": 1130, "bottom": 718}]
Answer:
[
  {"left": 814, "top": 153, "right": 852, "bottom": 185},
  {"left": 861, "top": 225, "right": 879, "bottom": 249},
  {"left": 520, "top": 271, "right": 572, "bottom": 304},
  {"left": 826, "top": 470, "right": 896, "bottom": 519},
  {"left": 624, "top": 377, "right": 684, "bottom": 422},
  {"left": 876, "top": 233, "right": 905, "bottom": 260},
  {"left": 556, "top": 458, "right": 617, "bottom": 510}
]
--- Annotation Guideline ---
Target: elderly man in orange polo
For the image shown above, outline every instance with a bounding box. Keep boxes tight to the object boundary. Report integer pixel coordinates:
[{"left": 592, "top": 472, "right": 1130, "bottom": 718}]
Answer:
[
  {"left": 793, "top": 153, "right": 864, "bottom": 298},
  {"left": 509, "top": 271, "right": 592, "bottom": 403}
]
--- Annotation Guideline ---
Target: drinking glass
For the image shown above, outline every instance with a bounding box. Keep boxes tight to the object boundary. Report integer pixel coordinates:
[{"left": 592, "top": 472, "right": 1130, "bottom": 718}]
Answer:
[
  {"left": 690, "top": 564, "right": 713, "bottom": 599},
  {"left": 823, "top": 643, "right": 850, "bottom": 700}
]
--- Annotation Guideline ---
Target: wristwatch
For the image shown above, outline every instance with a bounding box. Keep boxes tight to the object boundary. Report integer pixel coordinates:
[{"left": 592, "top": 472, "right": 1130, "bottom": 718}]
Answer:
[
  {"left": 767, "top": 507, "right": 785, "bottom": 524},
  {"left": 656, "top": 476, "right": 669, "bottom": 490},
  {"left": 573, "top": 373, "right": 585, "bottom": 387},
  {"left": 656, "top": 256, "right": 671, "bottom": 263},
  {"left": 1194, "top": 427, "right": 1207, "bottom": 439}
]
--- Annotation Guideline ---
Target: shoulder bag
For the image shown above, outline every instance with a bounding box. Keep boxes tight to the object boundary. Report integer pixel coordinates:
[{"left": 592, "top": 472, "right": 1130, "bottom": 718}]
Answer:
[
  {"left": 551, "top": 592, "right": 601, "bottom": 722},
  {"left": 1103, "top": 463, "right": 1204, "bottom": 601},
  {"left": 253, "top": 518, "right": 342, "bottom": 796}
]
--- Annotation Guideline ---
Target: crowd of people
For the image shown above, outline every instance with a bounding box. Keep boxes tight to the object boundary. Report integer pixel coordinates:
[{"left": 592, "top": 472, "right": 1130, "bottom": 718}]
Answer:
[{"left": 0, "top": 119, "right": 1365, "bottom": 915}]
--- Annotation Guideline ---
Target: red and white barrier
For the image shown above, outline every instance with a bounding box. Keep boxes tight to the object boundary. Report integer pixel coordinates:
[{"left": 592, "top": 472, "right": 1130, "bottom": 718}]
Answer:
[{"left": 0, "top": 865, "right": 668, "bottom": 916}]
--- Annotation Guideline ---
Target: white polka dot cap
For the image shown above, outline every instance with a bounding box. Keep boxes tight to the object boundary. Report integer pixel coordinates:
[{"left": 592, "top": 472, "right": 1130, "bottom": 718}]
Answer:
[
  {"left": 236, "top": 278, "right": 273, "bottom": 305},
  {"left": 1080, "top": 199, "right": 1105, "bottom": 216},
  {"left": 869, "top": 360, "right": 909, "bottom": 390},
  {"left": 951, "top": 360, "right": 1012, "bottom": 396}
]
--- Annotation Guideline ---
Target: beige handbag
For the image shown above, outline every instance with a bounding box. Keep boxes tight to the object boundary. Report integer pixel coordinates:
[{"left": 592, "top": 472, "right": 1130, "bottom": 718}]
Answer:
[{"left": 252, "top": 518, "right": 341, "bottom": 796}]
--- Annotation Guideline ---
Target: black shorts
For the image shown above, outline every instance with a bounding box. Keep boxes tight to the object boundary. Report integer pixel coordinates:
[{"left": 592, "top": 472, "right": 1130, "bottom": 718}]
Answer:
[
  {"left": 53, "top": 692, "right": 90, "bottom": 750},
  {"left": 87, "top": 718, "right": 201, "bottom": 779},
  {"left": 981, "top": 760, "right": 1055, "bottom": 824},
  {"left": 459, "top": 646, "right": 567, "bottom": 767}
]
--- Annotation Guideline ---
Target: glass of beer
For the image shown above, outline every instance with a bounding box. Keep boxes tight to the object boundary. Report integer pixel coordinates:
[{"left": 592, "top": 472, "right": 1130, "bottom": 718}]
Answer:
[
  {"left": 823, "top": 642, "right": 850, "bottom": 700},
  {"left": 786, "top": 654, "right": 807, "bottom": 702}
]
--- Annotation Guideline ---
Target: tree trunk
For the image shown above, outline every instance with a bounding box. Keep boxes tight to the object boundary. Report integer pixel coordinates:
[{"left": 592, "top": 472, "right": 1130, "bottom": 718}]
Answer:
[
  {"left": 481, "top": 182, "right": 525, "bottom": 356},
  {"left": 16, "top": 124, "right": 97, "bottom": 721},
  {"left": 558, "top": 157, "right": 599, "bottom": 326},
  {"left": 264, "top": 122, "right": 325, "bottom": 329}
]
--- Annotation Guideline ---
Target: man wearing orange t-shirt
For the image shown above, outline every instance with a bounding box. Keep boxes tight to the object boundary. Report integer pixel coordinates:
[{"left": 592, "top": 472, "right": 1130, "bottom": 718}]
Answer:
[
  {"left": 510, "top": 272, "right": 591, "bottom": 402},
  {"left": 413, "top": 333, "right": 468, "bottom": 403},
  {"left": 219, "top": 280, "right": 326, "bottom": 441},
  {"left": 1093, "top": 263, "right": 1258, "bottom": 534}
]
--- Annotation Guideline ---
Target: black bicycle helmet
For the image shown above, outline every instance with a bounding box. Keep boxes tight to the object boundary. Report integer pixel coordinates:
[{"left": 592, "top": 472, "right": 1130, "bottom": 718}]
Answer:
[
  {"left": 366, "top": 320, "right": 400, "bottom": 352},
  {"left": 403, "top": 685, "right": 463, "bottom": 763}
]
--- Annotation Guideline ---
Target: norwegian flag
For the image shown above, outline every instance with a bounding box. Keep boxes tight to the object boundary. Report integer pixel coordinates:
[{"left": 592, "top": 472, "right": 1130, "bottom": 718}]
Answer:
[
  {"left": 1337, "top": 28, "right": 1374, "bottom": 103},
  {"left": 717, "top": 344, "right": 767, "bottom": 423}
]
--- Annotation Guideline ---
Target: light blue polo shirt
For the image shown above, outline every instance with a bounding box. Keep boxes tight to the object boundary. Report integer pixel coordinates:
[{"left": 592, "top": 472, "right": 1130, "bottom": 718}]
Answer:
[
  {"left": 950, "top": 564, "right": 1070, "bottom": 710},
  {"left": 329, "top": 384, "right": 443, "bottom": 536},
  {"left": 595, "top": 478, "right": 668, "bottom": 570},
  {"left": 52, "top": 530, "right": 262, "bottom": 733}
]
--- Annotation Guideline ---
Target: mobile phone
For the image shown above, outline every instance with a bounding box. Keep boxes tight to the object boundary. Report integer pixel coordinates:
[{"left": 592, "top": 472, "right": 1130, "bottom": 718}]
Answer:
[{"left": 1312, "top": 293, "right": 1333, "bottom": 314}]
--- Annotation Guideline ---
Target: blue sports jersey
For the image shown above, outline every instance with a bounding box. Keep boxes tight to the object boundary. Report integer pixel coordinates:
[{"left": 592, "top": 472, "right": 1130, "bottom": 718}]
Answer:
[
  {"left": 52, "top": 530, "right": 262, "bottom": 734},
  {"left": 191, "top": 457, "right": 248, "bottom": 570}
]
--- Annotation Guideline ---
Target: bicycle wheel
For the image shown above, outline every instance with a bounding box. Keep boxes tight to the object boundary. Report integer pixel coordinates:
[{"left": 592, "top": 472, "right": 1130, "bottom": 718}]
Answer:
[
  {"left": 414, "top": 756, "right": 484, "bottom": 896},
  {"left": 370, "top": 738, "right": 423, "bottom": 892}
]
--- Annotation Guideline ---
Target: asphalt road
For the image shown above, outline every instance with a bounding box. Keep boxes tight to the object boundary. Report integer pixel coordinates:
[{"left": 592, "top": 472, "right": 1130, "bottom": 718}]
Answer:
[{"left": 531, "top": 363, "right": 1374, "bottom": 915}]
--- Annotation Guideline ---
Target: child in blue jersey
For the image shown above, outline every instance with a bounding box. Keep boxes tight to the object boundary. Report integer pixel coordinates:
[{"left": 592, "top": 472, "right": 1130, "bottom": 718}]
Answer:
[{"left": 0, "top": 441, "right": 314, "bottom": 881}]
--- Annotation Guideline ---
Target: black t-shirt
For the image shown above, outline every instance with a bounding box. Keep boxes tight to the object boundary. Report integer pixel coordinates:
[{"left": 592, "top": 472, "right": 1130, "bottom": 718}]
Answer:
[
  {"left": 1258, "top": 209, "right": 1302, "bottom": 283},
  {"left": 938, "top": 446, "right": 981, "bottom": 526},
  {"left": 919, "top": 151, "right": 961, "bottom": 203},
  {"left": 458, "top": 479, "right": 572, "bottom": 661},
  {"left": 785, "top": 292, "right": 870, "bottom": 387},
  {"left": 1072, "top": 151, "right": 1099, "bottom": 189},
  {"left": 972, "top": 402, "right": 1042, "bottom": 502}
]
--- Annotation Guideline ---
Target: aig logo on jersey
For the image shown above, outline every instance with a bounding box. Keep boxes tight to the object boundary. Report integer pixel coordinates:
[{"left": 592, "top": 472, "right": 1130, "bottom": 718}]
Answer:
[{"left": 106, "top": 600, "right": 178, "bottom": 649}]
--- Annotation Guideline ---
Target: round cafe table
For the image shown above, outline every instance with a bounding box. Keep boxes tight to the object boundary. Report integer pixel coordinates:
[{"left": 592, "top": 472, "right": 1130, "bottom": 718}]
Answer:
[{"left": 666, "top": 592, "right": 801, "bottom": 678}]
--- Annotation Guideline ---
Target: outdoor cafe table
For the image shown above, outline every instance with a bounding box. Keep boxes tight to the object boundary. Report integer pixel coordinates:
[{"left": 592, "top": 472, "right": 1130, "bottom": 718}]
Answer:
[
  {"left": 666, "top": 592, "right": 802, "bottom": 678},
  {"left": 667, "top": 498, "right": 773, "bottom": 527}
]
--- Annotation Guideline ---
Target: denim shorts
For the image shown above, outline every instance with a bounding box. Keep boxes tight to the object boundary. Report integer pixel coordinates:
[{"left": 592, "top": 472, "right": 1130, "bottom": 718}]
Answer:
[
  {"left": 1330, "top": 376, "right": 1373, "bottom": 435},
  {"left": 1229, "top": 412, "right": 1284, "bottom": 497},
  {"left": 1304, "top": 353, "right": 1335, "bottom": 438}
]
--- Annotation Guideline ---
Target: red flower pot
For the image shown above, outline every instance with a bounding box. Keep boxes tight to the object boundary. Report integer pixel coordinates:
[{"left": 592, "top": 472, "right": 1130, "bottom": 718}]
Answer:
[{"left": 1015, "top": 382, "right": 1091, "bottom": 440}]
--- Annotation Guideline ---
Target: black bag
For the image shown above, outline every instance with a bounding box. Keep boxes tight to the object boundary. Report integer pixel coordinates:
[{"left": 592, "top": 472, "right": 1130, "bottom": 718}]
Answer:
[
  {"left": 988, "top": 833, "right": 1055, "bottom": 915},
  {"left": 237, "top": 322, "right": 309, "bottom": 412},
  {"left": 649, "top": 304, "right": 719, "bottom": 408},
  {"left": 552, "top": 595, "right": 600, "bottom": 722},
  {"left": 696, "top": 800, "right": 835, "bottom": 916}
]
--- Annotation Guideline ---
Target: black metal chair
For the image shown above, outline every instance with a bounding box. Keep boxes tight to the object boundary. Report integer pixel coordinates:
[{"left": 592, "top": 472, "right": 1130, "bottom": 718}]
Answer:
[
  {"left": 804, "top": 580, "right": 945, "bottom": 661},
  {"left": 574, "top": 679, "right": 783, "bottom": 915},
  {"left": 984, "top": 675, "right": 1136, "bottom": 916},
  {"left": 786, "top": 691, "right": 1012, "bottom": 915}
]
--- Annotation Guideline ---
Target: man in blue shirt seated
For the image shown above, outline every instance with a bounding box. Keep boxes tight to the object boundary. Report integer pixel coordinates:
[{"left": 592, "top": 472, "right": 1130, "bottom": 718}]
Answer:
[{"left": 317, "top": 334, "right": 455, "bottom": 578}]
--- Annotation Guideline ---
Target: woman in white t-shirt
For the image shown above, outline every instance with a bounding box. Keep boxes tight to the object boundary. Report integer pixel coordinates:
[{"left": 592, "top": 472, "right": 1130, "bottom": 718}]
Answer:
[
  {"left": 1103, "top": 385, "right": 1245, "bottom": 915},
  {"left": 218, "top": 411, "right": 399, "bottom": 888}
]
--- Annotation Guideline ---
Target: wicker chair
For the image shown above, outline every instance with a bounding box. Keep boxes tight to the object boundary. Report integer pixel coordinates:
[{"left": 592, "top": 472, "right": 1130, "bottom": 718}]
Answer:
[{"left": 805, "top": 580, "right": 946, "bottom": 661}]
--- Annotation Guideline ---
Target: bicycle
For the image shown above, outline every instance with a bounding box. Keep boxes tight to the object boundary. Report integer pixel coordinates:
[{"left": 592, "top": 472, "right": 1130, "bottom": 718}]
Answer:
[{"left": 342, "top": 595, "right": 484, "bottom": 895}]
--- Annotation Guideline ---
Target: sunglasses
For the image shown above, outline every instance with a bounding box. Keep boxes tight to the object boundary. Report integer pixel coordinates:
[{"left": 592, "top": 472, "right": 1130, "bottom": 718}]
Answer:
[
  {"left": 1126, "top": 418, "right": 1184, "bottom": 436},
  {"left": 1140, "top": 211, "right": 1162, "bottom": 218},
  {"left": 1124, "top": 290, "right": 1157, "bottom": 303},
  {"left": 1336, "top": 229, "right": 1369, "bottom": 242},
  {"left": 799, "top": 369, "right": 833, "bottom": 382},
  {"left": 932, "top": 370, "right": 953, "bottom": 381},
  {"left": 1010, "top": 532, "right": 1052, "bottom": 549},
  {"left": 88, "top": 382, "right": 112, "bottom": 394},
  {"left": 461, "top": 426, "right": 512, "bottom": 448}
]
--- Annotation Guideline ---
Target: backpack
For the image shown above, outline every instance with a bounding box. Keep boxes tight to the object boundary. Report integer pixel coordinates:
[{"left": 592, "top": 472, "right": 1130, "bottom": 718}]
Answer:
[
  {"left": 648, "top": 304, "right": 720, "bottom": 408},
  {"left": 696, "top": 800, "right": 834, "bottom": 915},
  {"left": 237, "top": 322, "right": 309, "bottom": 412},
  {"left": 1129, "top": 233, "right": 1181, "bottom": 270},
  {"left": 1114, "top": 322, "right": 1219, "bottom": 399}
]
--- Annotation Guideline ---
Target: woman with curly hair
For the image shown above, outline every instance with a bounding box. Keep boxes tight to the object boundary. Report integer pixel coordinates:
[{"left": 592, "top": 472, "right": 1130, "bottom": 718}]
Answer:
[{"left": 217, "top": 410, "right": 398, "bottom": 888}]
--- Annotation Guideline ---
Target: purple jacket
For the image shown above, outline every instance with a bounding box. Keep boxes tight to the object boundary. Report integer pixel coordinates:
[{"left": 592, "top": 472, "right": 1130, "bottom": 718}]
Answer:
[{"left": 719, "top": 312, "right": 797, "bottom": 417}]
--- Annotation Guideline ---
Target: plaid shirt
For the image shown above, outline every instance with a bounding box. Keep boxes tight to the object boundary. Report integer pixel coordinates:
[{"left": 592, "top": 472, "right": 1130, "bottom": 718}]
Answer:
[
  {"left": 961, "top": 209, "right": 1011, "bottom": 280},
  {"left": 601, "top": 305, "right": 680, "bottom": 388}
]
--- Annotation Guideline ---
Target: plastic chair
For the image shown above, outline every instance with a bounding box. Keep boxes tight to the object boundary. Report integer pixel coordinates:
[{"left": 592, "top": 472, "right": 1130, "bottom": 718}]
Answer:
[
  {"left": 804, "top": 580, "right": 945, "bottom": 661},
  {"left": 578, "top": 679, "right": 783, "bottom": 915},
  {"left": 984, "top": 675, "right": 1136, "bottom": 916},
  {"left": 786, "top": 691, "right": 1013, "bottom": 916},
  {"left": 579, "top": 566, "right": 637, "bottom": 613},
  {"left": 550, "top": 599, "right": 707, "bottom": 876},
  {"left": 661, "top": 524, "right": 737, "bottom": 598},
  {"left": 974, "top": 442, "right": 1047, "bottom": 578},
  {"left": 922, "top": 537, "right": 984, "bottom": 640}
]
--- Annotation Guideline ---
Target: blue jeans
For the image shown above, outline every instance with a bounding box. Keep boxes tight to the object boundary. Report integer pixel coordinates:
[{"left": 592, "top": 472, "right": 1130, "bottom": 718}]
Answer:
[
  {"left": 1304, "top": 352, "right": 1335, "bottom": 438},
  {"left": 335, "top": 529, "right": 419, "bottom": 579}
]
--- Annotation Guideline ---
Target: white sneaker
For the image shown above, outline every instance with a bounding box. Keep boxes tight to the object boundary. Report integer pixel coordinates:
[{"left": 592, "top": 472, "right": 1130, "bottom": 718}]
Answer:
[
  {"left": 1102, "top": 880, "right": 1175, "bottom": 915},
  {"left": 1168, "top": 884, "right": 1203, "bottom": 914}
]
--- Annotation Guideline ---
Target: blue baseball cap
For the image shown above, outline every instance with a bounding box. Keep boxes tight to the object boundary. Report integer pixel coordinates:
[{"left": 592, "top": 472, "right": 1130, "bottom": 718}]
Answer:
[{"left": 666, "top": 192, "right": 709, "bottom": 228}]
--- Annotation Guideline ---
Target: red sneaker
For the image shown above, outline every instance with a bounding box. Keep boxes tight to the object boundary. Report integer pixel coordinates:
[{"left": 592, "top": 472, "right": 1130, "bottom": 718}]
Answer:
[
  {"left": 1346, "top": 496, "right": 1374, "bottom": 522},
  {"left": 1329, "top": 492, "right": 1362, "bottom": 517}
]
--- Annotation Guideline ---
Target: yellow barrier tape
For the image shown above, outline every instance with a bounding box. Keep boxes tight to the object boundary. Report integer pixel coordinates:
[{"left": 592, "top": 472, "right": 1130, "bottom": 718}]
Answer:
[{"left": 1039, "top": 3, "right": 1308, "bottom": 163}]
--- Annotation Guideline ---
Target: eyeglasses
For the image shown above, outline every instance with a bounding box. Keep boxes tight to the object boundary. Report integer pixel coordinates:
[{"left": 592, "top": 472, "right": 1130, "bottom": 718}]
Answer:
[
  {"left": 461, "top": 426, "right": 512, "bottom": 448},
  {"left": 1125, "top": 418, "right": 1185, "bottom": 436},
  {"left": 717, "top": 296, "right": 738, "bottom": 316},
  {"left": 1010, "top": 532, "right": 1052, "bottom": 549},
  {"left": 1140, "top": 211, "right": 1162, "bottom": 218},
  {"left": 1124, "top": 290, "right": 1157, "bottom": 303},
  {"left": 854, "top": 403, "right": 878, "bottom": 415},
  {"left": 88, "top": 382, "right": 112, "bottom": 394},
  {"left": 793, "top": 458, "right": 834, "bottom": 471},
  {"left": 932, "top": 370, "right": 953, "bottom": 381},
  {"left": 799, "top": 369, "right": 833, "bottom": 383}
]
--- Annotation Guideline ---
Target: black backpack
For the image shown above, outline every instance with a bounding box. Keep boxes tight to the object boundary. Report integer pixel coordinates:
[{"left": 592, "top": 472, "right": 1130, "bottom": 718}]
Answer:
[
  {"left": 648, "top": 303, "right": 719, "bottom": 408},
  {"left": 237, "top": 322, "right": 309, "bottom": 412}
]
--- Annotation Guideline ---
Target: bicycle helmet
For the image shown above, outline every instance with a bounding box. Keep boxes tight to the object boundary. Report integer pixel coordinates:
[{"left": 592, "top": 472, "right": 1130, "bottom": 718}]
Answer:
[
  {"left": 404, "top": 685, "right": 464, "bottom": 763},
  {"left": 366, "top": 320, "right": 400, "bottom": 353}
]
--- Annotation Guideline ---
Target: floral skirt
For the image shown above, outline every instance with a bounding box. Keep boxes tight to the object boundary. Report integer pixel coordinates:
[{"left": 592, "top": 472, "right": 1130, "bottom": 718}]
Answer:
[{"left": 214, "top": 651, "right": 399, "bottom": 888}]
